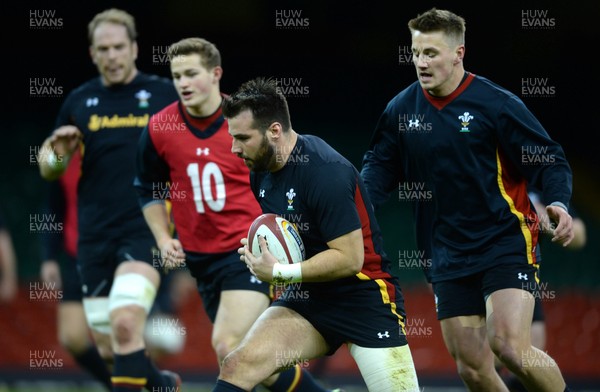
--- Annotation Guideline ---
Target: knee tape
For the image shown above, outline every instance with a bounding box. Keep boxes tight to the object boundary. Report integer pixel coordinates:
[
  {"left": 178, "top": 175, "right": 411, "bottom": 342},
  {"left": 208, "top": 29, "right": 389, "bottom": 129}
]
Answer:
[
  {"left": 82, "top": 297, "right": 111, "bottom": 334},
  {"left": 108, "top": 273, "right": 157, "bottom": 314},
  {"left": 349, "top": 343, "right": 421, "bottom": 392}
]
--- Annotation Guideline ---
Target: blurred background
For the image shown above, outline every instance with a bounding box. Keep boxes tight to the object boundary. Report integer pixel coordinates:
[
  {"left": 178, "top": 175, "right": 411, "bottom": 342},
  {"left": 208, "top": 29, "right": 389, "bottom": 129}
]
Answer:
[{"left": 1, "top": 0, "right": 599, "bottom": 390}]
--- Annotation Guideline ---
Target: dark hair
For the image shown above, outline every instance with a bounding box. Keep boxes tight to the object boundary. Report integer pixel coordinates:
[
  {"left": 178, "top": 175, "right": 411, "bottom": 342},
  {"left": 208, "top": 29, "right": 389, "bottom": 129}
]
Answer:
[
  {"left": 222, "top": 77, "right": 291, "bottom": 133},
  {"left": 168, "top": 37, "right": 221, "bottom": 70},
  {"left": 88, "top": 8, "right": 137, "bottom": 44},
  {"left": 408, "top": 8, "right": 466, "bottom": 46}
]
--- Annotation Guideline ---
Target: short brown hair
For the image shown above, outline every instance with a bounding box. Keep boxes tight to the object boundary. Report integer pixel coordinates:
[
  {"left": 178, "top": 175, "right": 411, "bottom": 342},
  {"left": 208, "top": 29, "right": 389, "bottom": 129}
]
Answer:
[
  {"left": 408, "top": 8, "right": 466, "bottom": 46},
  {"left": 167, "top": 37, "right": 221, "bottom": 70}
]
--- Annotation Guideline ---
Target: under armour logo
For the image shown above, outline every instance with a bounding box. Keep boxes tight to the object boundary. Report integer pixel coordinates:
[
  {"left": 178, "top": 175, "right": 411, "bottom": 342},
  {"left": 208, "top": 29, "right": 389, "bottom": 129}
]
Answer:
[
  {"left": 250, "top": 275, "right": 262, "bottom": 284},
  {"left": 259, "top": 189, "right": 265, "bottom": 198},
  {"left": 377, "top": 331, "right": 390, "bottom": 339},
  {"left": 518, "top": 273, "right": 528, "bottom": 280},
  {"left": 86, "top": 97, "right": 99, "bottom": 107},
  {"left": 196, "top": 147, "right": 210, "bottom": 156},
  {"left": 408, "top": 119, "right": 420, "bottom": 128}
]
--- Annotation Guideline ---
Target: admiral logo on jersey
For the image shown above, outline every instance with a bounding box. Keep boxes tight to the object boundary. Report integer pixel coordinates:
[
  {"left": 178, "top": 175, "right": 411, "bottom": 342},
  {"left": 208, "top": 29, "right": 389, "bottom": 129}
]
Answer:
[{"left": 88, "top": 113, "right": 150, "bottom": 131}]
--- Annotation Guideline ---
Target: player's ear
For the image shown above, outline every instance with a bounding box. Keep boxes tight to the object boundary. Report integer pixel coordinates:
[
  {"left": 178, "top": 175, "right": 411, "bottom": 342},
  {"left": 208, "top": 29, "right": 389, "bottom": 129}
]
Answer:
[
  {"left": 268, "top": 122, "right": 283, "bottom": 140},
  {"left": 132, "top": 40, "right": 139, "bottom": 61},
  {"left": 454, "top": 44, "right": 465, "bottom": 64},
  {"left": 212, "top": 66, "right": 223, "bottom": 82},
  {"left": 89, "top": 46, "right": 96, "bottom": 64}
]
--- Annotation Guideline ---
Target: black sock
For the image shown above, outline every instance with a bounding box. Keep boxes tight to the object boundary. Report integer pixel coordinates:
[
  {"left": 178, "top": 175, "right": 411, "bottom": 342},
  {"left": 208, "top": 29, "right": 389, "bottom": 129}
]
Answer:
[
  {"left": 506, "top": 377, "right": 528, "bottom": 392},
  {"left": 112, "top": 349, "right": 147, "bottom": 392},
  {"left": 268, "top": 365, "right": 328, "bottom": 392},
  {"left": 141, "top": 350, "right": 172, "bottom": 390},
  {"left": 212, "top": 379, "right": 247, "bottom": 392},
  {"left": 112, "top": 348, "right": 173, "bottom": 392},
  {"left": 72, "top": 345, "right": 112, "bottom": 391},
  {"left": 507, "top": 374, "right": 571, "bottom": 392}
]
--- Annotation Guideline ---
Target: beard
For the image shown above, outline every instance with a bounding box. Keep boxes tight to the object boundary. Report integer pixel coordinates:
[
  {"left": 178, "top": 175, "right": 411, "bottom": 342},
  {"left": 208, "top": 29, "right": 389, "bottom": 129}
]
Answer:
[{"left": 244, "top": 135, "right": 275, "bottom": 172}]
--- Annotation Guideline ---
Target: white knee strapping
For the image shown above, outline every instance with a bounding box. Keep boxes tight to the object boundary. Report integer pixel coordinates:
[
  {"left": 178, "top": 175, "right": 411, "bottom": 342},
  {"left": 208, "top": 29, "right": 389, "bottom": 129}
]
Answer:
[
  {"left": 108, "top": 273, "right": 157, "bottom": 314},
  {"left": 82, "top": 297, "right": 111, "bottom": 334},
  {"left": 349, "top": 343, "right": 421, "bottom": 392}
]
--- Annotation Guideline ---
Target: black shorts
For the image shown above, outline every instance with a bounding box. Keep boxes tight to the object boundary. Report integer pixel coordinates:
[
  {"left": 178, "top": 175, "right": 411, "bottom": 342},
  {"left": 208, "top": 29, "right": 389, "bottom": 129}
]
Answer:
[
  {"left": 432, "top": 262, "right": 539, "bottom": 320},
  {"left": 78, "top": 232, "right": 157, "bottom": 298},
  {"left": 151, "top": 268, "right": 177, "bottom": 315},
  {"left": 532, "top": 296, "right": 545, "bottom": 322},
  {"left": 186, "top": 250, "right": 271, "bottom": 323},
  {"left": 272, "top": 276, "right": 409, "bottom": 355},
  {"left": 531, "top": 256, "right": 545, "bottom": 322},
  {"left": 61, "top": 254, "right": 83, "bottom": 302}
]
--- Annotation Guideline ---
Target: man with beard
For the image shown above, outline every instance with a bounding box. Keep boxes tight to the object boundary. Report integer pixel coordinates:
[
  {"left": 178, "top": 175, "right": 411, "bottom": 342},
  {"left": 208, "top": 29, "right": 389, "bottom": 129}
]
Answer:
[
  {"left": 210, "top": 77, "right": 420, "bottom": 392},
  {"left": 135, "top": 38, "right": 332, "bottom": 392}
]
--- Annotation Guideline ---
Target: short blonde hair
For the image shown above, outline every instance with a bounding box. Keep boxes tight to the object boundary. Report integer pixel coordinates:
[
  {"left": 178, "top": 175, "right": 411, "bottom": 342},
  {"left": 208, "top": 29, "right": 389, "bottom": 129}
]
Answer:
[{"left": 88, "top": 8, "right": 137, "bottom": 44}]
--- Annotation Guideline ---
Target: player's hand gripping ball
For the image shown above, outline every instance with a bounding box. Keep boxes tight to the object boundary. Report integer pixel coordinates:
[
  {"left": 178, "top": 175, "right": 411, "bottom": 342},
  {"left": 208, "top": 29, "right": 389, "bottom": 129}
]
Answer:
[{"left": 247, "top": 213, "right": 305, "bottom": 264}]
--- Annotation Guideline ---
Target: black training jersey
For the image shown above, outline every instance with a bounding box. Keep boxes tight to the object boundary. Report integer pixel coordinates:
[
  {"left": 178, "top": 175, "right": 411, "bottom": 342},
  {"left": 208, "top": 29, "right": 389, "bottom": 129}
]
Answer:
[
  {"left": 54, "top": 73, "right": 177, "bottom": 240},
  {"left": 362, "top": 72, "right": 572, "bottom": 282},
  {"left": 250, "top": 134, "right": 395, "bottom": 290}
]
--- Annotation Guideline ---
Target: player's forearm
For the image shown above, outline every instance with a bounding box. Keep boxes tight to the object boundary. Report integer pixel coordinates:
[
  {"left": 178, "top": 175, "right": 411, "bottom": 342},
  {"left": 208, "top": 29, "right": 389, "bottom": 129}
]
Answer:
[
  {"left": 361, "top": 153, "right": 399, "bottom": 211},
  {"left": 141, "top": 202, "right": 173, "bottom": 246}
]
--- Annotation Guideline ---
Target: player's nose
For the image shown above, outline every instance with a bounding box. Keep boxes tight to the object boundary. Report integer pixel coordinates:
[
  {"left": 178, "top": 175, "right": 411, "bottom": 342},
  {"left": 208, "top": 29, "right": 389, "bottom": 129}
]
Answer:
[{"left": 231, "top": 139, "right": 242, "bottom": 155}]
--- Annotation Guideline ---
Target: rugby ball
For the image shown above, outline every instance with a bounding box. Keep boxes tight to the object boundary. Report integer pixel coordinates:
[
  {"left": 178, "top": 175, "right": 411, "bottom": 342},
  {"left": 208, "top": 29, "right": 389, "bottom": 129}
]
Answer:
[{"left": 247, "top": 213, "right": 305, "bottom": 264}]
